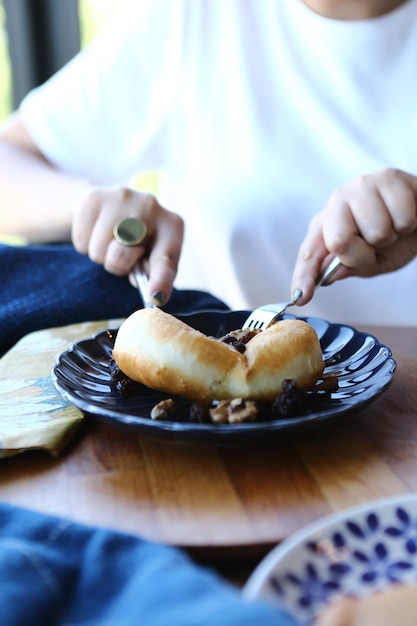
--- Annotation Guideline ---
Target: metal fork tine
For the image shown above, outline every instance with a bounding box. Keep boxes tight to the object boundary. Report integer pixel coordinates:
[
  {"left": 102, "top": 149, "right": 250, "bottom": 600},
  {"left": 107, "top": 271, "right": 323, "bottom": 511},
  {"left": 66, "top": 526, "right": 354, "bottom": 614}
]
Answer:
[
  {"left": 242, "top": 288, "right": 303, "bottom": 330},
  {"left": 248, "top": 307, "right": 283, "bottom": 330},
  {"left": 242, "top": 257, "right": 342, "bottom": 331}
]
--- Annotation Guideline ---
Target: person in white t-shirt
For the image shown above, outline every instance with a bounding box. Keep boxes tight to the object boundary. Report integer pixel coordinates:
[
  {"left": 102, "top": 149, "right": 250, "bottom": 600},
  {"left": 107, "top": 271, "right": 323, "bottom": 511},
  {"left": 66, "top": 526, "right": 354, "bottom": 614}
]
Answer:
[{"left": 0, "top": 0, "right": 416, "bottom": 326}]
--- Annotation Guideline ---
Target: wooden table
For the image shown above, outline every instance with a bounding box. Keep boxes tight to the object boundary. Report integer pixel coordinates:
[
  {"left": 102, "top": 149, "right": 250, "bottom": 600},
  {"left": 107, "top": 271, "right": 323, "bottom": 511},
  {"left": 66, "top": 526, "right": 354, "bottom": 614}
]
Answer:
[{"left": 0, "top": 324, "right": 416, "bottom": 583}]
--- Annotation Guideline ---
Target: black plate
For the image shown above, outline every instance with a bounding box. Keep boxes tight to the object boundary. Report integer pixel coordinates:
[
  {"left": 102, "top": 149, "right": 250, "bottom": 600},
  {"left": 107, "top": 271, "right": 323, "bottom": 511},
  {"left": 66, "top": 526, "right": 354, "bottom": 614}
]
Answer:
[{"left": 51, "top": 311, "right": 396, "bottom": 444}]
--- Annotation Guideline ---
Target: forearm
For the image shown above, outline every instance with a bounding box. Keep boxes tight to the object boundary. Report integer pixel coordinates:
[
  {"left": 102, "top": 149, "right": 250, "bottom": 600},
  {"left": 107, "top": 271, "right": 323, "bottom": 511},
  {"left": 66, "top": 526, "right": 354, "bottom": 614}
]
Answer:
[{"left": 0, "top": 140, "right": 90, "bottom": 243}]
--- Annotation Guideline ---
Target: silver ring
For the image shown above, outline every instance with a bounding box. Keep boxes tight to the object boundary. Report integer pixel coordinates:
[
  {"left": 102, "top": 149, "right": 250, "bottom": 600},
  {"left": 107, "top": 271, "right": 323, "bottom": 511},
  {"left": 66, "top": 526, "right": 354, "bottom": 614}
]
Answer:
[{"left": 113, "top": 217, "right": 148, "bottom": 247}]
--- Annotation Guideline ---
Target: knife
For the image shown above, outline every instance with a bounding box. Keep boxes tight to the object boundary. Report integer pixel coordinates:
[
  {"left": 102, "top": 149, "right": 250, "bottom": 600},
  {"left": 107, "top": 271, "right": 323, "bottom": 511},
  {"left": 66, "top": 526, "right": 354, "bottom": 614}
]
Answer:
[{"left": 133, "top": 262, "right": 155, "bottom": 309}]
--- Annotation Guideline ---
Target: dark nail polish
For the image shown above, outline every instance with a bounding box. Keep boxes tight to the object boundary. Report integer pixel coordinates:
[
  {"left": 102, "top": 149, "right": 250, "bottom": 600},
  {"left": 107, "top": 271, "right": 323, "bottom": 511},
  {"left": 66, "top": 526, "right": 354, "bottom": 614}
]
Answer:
[
  {"left": 151, "top": 290, "right": 165, "bottom": 305},
  {"left": 292, "top": 288, "right": 303, "bottom": 303}
]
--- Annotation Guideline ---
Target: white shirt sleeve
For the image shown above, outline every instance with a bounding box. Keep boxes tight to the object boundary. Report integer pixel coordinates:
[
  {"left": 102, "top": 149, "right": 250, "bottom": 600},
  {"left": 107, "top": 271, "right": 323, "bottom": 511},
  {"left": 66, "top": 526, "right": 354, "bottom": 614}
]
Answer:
[{"left": 19, "top": 0, "right": 184, "bottom": 183}]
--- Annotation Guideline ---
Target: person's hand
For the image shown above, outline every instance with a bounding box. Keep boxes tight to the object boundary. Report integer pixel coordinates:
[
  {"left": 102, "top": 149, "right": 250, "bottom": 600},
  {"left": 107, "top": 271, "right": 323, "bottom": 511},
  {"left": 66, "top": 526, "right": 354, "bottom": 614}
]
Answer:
[
  {"left": 72, "top": 186, "right": 184, "bottom": 306},
  {"left": 291, "top": 168, "right": 417, "bottom": 305}
]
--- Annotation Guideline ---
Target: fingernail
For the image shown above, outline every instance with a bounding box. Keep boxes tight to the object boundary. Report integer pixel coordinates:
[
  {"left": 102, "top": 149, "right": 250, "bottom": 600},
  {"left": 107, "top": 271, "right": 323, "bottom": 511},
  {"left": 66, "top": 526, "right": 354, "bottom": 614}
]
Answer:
[
  {"left": 151, "top": 290, "right": 165, "bottom": 305},
  {"left": 292, "top": 288, "right": 303, "bottom": 303}
]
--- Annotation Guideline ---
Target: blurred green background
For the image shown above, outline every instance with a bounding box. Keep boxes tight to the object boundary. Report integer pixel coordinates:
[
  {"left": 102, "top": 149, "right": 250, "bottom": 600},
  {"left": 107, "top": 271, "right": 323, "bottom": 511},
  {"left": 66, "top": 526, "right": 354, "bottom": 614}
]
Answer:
[
  {"left": 0, "top": 0, "right": 158, "bottom": 195},
  {"left": 0, "top": 1, "right": 11, "bottom": 122},
  {"left": 0, "top": 0, "right": 119, "bottom": 122}
]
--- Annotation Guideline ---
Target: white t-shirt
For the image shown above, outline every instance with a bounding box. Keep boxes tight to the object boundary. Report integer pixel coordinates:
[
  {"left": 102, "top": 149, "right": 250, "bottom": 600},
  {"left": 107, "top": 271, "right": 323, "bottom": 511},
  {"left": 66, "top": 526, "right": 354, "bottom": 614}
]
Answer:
[{"left": 20, "top": 0, "right": 417, "bottom": 326}]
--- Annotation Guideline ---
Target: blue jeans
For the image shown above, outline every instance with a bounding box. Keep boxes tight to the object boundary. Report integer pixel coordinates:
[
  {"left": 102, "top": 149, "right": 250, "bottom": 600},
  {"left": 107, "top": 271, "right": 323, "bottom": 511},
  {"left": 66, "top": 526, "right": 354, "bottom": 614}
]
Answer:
[
  {"left": 0, "top": 502, "right": 298, "bottom": 626},
  {"left": 0, "top": 243, "right": 230, "bottom": 357}
]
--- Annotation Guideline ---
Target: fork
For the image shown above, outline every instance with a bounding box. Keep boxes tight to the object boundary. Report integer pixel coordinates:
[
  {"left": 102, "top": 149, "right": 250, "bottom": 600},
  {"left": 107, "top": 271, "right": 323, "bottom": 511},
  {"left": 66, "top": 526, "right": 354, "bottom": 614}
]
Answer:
[{"left": 242, "top": 256, "right": 342, "bottom": 330}]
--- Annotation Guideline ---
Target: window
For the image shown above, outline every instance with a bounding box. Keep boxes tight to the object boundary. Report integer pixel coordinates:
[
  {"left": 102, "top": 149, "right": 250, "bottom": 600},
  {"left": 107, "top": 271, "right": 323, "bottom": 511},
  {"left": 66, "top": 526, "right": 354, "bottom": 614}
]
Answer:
[
  {"left": 3, "top": 0, "right": 80, "bottom": 110},
  {"left": 0, "top": 0, "right": 12, "bottom": 122},
  {"left": 0, "top": 0, "right": 121, "bottom": 115},
  {"left": 0, "top": 0, "right": 158, "bottom": 193}
]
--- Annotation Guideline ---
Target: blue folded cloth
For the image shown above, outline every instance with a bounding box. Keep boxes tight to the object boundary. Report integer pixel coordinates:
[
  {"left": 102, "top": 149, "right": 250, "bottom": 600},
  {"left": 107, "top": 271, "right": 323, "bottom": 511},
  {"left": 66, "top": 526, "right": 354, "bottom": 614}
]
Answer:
[
  {"left": 0, "top": 502, "right": 298, "bottom": 626},
  {"left": 0, "top": 243, "right": 229, "bottom": 356}
]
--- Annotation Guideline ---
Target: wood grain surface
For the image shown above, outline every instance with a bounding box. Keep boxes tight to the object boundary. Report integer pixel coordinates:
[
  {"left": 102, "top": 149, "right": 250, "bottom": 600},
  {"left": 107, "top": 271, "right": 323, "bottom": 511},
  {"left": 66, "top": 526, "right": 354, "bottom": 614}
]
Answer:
[{"left": 0, "top": 326, "right": 416, "bottom": 563}]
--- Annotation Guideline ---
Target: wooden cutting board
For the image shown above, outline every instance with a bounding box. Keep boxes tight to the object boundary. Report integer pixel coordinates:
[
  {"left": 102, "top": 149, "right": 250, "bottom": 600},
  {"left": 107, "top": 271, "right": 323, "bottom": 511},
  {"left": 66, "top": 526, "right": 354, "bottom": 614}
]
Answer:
[{"left": 1, "top": 349, "right": 417, "bottom": 560}]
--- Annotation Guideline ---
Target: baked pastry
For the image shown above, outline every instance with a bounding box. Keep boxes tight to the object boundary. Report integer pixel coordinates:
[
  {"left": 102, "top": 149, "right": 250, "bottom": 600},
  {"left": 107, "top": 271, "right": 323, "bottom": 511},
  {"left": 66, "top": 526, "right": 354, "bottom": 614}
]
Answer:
[
  {"left": 112, "top": 308, "right": 324, "bottom": 403},
  {"left": 314, "top": 585, "right": 417, "bottom": 626}
]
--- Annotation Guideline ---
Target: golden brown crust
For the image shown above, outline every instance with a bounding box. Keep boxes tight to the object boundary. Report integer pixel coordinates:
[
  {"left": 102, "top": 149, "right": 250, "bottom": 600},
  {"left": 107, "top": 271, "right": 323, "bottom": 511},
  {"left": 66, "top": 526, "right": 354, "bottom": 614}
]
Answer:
[{"left": 112, "top": 308, "right": 324, "bottom": 402}]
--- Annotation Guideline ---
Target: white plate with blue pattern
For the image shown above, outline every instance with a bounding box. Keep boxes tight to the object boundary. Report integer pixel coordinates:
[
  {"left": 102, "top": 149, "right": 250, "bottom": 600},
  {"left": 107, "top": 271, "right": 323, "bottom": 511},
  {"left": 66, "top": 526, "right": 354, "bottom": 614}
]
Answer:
[{"left": 244, "top": 493, "right": 417, "bottom": 625}]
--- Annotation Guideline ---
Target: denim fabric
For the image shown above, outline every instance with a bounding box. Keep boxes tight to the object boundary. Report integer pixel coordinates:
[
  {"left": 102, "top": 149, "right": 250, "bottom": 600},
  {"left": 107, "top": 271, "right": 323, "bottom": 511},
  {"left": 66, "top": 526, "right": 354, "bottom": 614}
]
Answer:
[
  {"left": 0, "top": 243, "right": 229, "bottom": 356},
  {"left": 0, "top": 503, "right": 298, "bottom": 626}
]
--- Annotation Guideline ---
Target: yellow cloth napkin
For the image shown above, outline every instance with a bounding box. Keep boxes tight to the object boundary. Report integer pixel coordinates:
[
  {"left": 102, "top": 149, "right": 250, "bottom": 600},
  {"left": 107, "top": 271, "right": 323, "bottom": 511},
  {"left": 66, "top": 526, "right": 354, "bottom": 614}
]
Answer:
[{"left": 0, "top": 319, "right": 123, "bottom": 458}]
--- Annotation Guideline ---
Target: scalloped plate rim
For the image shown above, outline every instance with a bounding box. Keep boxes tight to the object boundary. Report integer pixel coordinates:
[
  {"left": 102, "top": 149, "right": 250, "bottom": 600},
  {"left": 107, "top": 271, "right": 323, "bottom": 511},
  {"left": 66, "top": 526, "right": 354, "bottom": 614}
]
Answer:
[{"left": 51, "top": 311, "right": 397, "bottom": 441}]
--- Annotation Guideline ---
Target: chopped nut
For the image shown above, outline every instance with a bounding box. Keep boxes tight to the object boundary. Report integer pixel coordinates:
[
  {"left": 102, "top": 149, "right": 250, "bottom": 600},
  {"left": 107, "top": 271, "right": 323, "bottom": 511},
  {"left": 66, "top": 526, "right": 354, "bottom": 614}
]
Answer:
[
  {"left": 209, "top": 398, "right": 258, "bottom": 424},
  {"left": 209, "top": 400, "right": 230, "bottom": 423},
  {"left": 150, "top": 399, "right": 177, "bottom": 420},
  {"left": 228, "top": 398, "right": 258, "bottom": 423}
]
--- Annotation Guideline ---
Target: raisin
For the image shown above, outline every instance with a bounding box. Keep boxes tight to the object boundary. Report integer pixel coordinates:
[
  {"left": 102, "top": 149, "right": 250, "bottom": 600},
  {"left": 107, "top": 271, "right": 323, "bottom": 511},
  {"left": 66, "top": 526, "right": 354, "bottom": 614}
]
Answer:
[
  {"left": 115, "top": 378, "right": 135, "bottom": 398},
  {"left": 221, "top": 335, "right": 246, "bottom": 353},
  {"left": 189, "top": 403, "right": 211, "bottom": 423},
  {"left": 271, "top": 379, "right": 308, "bottom": 418}
]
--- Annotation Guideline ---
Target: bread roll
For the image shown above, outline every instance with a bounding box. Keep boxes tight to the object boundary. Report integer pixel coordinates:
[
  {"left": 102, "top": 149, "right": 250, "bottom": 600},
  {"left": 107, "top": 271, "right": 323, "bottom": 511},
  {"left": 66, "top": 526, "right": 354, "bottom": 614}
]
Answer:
[{"left": 112, "top": 308, "right": 324, "bottom": 403}]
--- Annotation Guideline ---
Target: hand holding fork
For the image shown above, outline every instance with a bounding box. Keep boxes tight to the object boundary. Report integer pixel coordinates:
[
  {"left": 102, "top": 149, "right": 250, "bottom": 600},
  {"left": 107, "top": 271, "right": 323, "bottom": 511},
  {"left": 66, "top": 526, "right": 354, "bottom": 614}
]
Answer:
[{"left": 242, "top": 257, "right": 342, "bottom": 330}]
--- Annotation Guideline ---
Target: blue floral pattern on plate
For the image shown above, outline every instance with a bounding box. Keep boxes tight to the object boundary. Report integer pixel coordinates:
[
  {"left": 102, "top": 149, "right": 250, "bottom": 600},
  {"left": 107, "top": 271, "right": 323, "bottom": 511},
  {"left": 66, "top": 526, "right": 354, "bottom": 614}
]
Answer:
[{"left": 244, "top": 493, "right": 417, "bottom": 625}]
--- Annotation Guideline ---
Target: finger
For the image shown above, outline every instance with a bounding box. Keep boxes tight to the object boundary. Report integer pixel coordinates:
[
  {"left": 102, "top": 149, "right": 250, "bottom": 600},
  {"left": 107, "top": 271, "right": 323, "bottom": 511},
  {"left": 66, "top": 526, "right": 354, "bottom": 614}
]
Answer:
[
  {"left": 105, "top": 237, "right": 146, "bottom": 276},
  {"left": 71, "top": 186, "right": 102, "bottom": 254},
  {"left": 350, "top": 192, "right": 397, "bottom": 248},
  {"left": 377, "top": 169, "right": 417, "bottom": 235},
  {"left": 88, "top": 189, "right": 154, "bottom": 275},
  {"left": 318, "top": 198, "right": 379, "bottom": 272},
  {"left": 291, "top": 215, "right": 329, "bottom": 305},
  {"left": 324, "top": 185, "right": 415, "bottom": 273},
  {"left": 89, "top": 188, "right": 141, "bottom": 266},
  {"left": 372, "top": 230, "right": 417, "bottom": 275},
  {"left": 146, "top": 212, "right": 184, "bottom": 305},
  {"left": 326, "top": 170, "right": 417, "bottom": 253},
  {"left": 324, "top": 185, "right": 395, "bottom": 255}
]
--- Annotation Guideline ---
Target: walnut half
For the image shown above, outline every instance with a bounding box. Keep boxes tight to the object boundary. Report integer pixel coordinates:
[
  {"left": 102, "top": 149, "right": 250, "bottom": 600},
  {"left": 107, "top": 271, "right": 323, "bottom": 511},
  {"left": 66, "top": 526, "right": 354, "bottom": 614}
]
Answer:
[
  {"left": 150, "top": 399, "right": 177, "bottom": 420},
  {"left": 209, "top": 398, "right": 258, "bottom": 424}
]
